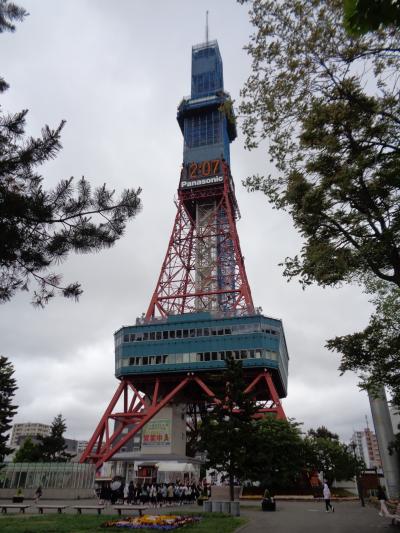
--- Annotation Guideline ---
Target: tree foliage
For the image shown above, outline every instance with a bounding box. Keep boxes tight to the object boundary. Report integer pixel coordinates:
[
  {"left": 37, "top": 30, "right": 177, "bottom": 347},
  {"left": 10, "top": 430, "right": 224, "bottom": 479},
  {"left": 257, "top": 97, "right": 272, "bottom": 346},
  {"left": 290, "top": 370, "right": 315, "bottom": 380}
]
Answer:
[
  {"left": 307, "top": 425, "right": 339, "bottom": 441},
  {"left": 344, "top": 0, "right": 400, "bottom": 35},
  {"left": 327, "top": 279, "right": 400, "bottom": 405},
  {"left": 0, "top": 1, "right": 142, "bottom": 306},
  {"left": 36, "top": 414, "right": 70, "bottom": 462},
  {"left": 252, "top": 417, "right": 314, "bottom": 490},
  {"left": 199, "top": 358, "right": 358, "bottom": 490},
  {"left": 13, "top": 436, "right": 42, "bottom": 462},
  {"left": 0, "top": 355, "right": 17, "bottom": 463},
  {"left": 306, "top": 426, "right": 361, "bottom": 485},
  {"left": 198, "top": 356, "right": 259, "bottom": 500},
  {"left": 12, "top": 414, "right": 71, "bottom": 463},
  {"left": 239, "top": 0, "right": 400, "bottom": 290}
]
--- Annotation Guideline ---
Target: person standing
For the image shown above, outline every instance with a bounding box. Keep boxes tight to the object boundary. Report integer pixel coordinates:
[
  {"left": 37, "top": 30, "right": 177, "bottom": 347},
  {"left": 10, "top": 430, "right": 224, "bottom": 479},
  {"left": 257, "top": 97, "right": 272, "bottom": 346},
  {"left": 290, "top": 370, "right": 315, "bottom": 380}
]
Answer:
[
  {"left": 110, "top": 479, "right": 121, "bottom": 505},
  {"left": 127, "top": 481, "right": 135, "bottom": 505},
  {"left": 323, "top": 480, "right": 334, "bottom": 512},
  {"left": 123, "top": 482, "right": 129, "bottom": 504}
]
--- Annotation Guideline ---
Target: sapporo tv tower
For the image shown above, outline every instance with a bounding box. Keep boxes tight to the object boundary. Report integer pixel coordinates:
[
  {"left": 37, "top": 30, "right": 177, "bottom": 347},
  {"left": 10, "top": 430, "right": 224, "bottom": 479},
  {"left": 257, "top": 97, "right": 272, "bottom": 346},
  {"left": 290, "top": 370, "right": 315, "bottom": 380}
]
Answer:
[{"left": 81, "top": 38, "right": 289, "bottom": 470}]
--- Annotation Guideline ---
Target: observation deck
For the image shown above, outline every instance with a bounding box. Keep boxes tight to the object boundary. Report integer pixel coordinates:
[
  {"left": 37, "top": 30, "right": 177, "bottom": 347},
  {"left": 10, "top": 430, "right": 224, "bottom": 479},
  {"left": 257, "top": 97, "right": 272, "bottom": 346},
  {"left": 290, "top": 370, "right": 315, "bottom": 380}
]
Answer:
[{"left": 115, "top": 312, "right": 288, "bottom": 398}]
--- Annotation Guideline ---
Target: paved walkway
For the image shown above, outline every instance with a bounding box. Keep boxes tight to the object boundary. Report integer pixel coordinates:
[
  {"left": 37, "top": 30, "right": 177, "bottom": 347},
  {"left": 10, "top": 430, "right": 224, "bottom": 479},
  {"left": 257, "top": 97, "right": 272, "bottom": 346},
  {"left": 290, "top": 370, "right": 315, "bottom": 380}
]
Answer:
[
  {"left": 0, "top": 498, "right": 396, "bottom": 531},
  {"left": 239, "top": 500, "right": 395, "bottom": 532}
]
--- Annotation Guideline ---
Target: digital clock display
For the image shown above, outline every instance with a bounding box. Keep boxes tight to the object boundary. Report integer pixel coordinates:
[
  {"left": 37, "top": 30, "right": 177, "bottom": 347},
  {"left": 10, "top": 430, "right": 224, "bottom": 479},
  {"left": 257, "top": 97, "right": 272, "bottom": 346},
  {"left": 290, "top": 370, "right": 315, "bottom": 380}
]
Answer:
[
  {"left": 179, "top": 159, "right": 224, "bottom": 189},
  {"left": 186, "top": 159, "right": 221, "bottom": 179}
]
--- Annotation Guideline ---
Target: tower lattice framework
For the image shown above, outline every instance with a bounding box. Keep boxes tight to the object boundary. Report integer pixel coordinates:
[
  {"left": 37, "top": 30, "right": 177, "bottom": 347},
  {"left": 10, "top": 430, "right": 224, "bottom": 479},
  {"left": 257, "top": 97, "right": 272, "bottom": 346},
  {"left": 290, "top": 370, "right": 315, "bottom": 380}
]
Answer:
[{"left": 146, "top": 161, "right": 254, "bottom": 319}]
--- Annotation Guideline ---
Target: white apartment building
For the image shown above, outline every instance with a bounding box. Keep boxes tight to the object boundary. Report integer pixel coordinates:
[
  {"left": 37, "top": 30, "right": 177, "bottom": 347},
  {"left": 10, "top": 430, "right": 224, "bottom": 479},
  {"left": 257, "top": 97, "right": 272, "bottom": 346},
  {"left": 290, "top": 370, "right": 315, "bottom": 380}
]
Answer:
[
  {"left": 76, "top": 440, "right": 88, "bottom": 454},
  {"left": 9, "top": 422, "right": 51, "bottom": 449}
]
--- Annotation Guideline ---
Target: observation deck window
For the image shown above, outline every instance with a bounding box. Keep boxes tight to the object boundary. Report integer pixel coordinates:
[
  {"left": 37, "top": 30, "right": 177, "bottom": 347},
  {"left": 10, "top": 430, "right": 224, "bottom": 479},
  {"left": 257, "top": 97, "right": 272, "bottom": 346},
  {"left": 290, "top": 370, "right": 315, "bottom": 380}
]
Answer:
[
  {"left": 122, "top": 349, "right": 278, "bottom": 368},
  {"left": 121, "top": 321, "right": 279, "bottom": 344}
]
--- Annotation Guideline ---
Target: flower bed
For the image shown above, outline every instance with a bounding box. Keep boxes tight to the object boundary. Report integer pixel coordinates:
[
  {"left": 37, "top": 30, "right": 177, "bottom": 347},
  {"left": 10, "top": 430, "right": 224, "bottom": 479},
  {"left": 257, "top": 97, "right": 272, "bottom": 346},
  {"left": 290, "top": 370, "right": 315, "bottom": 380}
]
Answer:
[{"left": 102, "top": 514, "right": 201, "bottom": 530}]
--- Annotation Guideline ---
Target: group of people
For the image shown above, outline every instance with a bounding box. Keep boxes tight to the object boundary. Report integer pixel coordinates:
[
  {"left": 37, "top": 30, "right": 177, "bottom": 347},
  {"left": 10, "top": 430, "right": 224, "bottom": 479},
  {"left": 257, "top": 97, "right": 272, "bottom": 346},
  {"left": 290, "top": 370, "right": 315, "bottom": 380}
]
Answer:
[{"left": 98, "top": 480, "right": 205, "bottom": 507}]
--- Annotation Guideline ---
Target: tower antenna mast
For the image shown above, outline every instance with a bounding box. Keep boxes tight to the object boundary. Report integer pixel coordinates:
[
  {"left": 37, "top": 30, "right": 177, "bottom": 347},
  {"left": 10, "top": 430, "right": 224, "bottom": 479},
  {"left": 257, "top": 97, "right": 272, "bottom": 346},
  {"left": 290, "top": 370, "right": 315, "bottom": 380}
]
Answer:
[{"left": 206, "top": 10, "right": 209, "bottom": 43}]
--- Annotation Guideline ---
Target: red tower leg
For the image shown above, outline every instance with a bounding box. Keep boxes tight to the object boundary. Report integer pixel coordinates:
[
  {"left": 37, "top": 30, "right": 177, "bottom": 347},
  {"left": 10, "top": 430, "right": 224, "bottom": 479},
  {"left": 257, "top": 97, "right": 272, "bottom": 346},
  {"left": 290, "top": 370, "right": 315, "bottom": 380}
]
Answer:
[{"left": 81, "top": 370, "right": 285, "bottom": 469}]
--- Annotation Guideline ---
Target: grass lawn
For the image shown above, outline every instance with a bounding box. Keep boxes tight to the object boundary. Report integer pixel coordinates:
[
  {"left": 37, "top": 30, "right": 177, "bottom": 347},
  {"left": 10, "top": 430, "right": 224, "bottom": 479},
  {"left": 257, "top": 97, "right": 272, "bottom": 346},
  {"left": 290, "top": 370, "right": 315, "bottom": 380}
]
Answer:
[{"left": 0, "top": 512, "right": 247, "bottom": 533}]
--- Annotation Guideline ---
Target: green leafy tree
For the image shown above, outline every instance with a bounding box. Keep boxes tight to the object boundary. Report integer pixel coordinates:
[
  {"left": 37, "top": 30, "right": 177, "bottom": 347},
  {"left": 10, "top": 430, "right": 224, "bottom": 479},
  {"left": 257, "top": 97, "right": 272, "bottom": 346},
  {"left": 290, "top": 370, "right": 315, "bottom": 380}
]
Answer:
[
  {"left": 198, "top": 356, "right": 260, "bottom": 501},
  {"left": 0, "top": 356, "right": 17, "bottom": 464},
  {"left": 13, "top": 437, "right": 41, "bottom": 463},
  {"left": 238, "top": 0, "right": 400, "bottom": 400},
  {"left": 308, "top": 426, "right": 339, "bottom": 441},
  {"left": 37, "top": 414, "right": 70, "bottom": 462},
  {"left": 252, "top": 417, "right": 314, "bottom": 490},
  {"left": 0, "top": 1, "right": 142, "bottom": 306},
  {"left": 239, "top": 0, "right": 400, "bottom": 290},
  {"left": 344, "top": 0, "right": 400, "bottom": 35},
  {"left": 307, "top": 426, "right": 361, "bottom": 485},
  {"left": 327, "top": 280, "right": 400, "bottom": 405}
]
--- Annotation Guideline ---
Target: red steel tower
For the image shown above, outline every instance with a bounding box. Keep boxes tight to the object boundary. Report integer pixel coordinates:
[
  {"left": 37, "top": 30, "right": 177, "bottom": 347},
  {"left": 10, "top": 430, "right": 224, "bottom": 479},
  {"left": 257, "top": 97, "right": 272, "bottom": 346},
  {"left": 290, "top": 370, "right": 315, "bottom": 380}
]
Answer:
[{"left": 81, "top": 40, "right": 288, "bottom": 471}]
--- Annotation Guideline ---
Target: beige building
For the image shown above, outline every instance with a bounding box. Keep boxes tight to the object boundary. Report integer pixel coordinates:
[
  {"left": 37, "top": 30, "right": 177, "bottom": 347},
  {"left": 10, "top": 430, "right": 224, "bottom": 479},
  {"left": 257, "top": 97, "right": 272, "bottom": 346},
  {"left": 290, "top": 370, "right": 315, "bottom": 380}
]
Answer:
[
  {"left": 10, "top": 422, "right": 51, "bottom": 449},
  {"left": 352, "top": 428, "right": 382, "bottom": 469}
]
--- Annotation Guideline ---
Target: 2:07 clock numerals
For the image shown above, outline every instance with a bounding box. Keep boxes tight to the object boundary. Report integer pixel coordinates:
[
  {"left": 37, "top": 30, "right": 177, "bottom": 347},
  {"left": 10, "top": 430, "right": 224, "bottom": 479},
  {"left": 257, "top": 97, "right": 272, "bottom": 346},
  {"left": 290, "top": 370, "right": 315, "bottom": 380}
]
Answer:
[{"left": 189, "top": 159, "right": 220, "bottom": 179}]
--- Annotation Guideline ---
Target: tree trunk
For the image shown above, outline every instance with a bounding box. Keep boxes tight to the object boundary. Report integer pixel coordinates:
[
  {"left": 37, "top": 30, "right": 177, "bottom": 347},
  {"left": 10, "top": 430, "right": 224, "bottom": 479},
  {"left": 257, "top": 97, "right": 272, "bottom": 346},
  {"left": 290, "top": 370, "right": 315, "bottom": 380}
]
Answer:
[{"left": 229, "top": 472, "right": 234, "bottom": 502}]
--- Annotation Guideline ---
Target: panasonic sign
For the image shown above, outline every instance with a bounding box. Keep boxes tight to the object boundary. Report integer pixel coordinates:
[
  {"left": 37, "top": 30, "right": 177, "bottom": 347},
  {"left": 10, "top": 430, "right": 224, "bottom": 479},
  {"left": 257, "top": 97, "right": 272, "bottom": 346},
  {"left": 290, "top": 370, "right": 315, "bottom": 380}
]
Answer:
[{"left": 180, "top": 175, "right": 224, "bottom": 189}]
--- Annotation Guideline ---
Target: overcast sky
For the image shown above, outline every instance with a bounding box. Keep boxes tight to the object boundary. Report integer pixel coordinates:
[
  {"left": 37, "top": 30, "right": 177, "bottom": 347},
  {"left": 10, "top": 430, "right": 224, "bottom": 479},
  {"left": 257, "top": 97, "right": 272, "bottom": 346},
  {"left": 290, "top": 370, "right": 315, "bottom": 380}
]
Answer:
[{"left": 1, "top": 0, "right": 375, "bottom": 444}]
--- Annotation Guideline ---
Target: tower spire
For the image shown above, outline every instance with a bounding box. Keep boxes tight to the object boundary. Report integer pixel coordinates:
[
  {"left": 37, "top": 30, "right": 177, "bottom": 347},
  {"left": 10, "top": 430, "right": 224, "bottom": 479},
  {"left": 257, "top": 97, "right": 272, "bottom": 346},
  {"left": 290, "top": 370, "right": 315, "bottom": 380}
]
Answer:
[{"left": 205, "top": 10, "right": 209, "bottom": 44}]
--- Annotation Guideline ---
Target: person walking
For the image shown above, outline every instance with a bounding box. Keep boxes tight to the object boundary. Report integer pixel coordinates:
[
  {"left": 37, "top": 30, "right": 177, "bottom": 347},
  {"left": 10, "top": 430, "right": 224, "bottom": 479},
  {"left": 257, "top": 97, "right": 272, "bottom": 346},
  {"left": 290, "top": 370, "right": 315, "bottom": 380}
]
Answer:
[
  {"left": 34, "top": 485, "right": 42, "bottom": 504},
  {"left": 323, "top": 480, "right": 334, "bottom": 512},
  {"left": 377, "top": 484, "right": 387, "bottom": 516}
]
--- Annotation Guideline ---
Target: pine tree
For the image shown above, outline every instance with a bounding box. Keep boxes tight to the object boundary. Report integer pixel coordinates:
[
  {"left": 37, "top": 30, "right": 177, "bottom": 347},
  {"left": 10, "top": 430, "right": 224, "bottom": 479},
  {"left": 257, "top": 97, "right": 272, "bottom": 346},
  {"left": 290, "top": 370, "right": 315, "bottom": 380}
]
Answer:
[
  {"left": 198, "top": 356, "right": 259, "bottom": 501},
  {"left": 0, "top": 1, "right": 142, "bottom": 306},
  {"left": 0, "top": 356, "right": 18, "bottom": 464},
  {"left": 37, "top": 414, "right": 70, "bottom": 462}
]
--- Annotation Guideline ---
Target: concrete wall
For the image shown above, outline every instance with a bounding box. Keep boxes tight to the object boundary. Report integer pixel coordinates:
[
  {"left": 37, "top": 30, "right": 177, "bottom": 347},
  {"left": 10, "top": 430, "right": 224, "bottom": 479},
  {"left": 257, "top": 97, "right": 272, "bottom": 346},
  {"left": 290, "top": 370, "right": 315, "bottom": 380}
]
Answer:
[{"left": 141, "top": 405, "right": 186, "bottom": 456}]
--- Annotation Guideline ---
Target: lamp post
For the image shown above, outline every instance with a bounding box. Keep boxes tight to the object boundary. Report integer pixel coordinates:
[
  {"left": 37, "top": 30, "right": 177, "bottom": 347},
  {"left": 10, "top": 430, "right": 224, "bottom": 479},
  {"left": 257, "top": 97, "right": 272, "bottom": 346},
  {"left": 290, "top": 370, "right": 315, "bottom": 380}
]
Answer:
[{"left": 350, "top": 442, "right": 365, "bottom": 507}]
